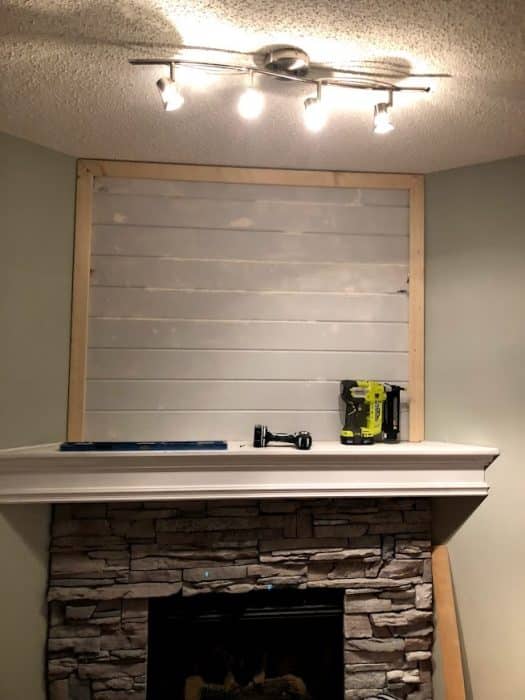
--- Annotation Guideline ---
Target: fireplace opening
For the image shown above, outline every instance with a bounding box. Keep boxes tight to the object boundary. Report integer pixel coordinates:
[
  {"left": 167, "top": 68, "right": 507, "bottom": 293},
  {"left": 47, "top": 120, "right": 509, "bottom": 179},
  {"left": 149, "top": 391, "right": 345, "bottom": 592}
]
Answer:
[{"left": 147, "top": 588, "right": 344, "bottom": 700}]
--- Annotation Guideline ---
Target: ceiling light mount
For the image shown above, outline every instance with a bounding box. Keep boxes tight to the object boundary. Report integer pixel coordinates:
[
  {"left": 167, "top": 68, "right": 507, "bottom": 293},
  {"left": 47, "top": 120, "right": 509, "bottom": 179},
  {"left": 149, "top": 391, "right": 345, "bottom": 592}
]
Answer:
[{"left": 263, "top": 47, "right": 310, "bottom": 77}]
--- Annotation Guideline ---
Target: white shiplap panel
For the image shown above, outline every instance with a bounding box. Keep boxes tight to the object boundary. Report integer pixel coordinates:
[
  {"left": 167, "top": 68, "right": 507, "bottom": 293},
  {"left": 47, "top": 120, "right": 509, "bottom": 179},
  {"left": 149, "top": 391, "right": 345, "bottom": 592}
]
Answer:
[
  {"left": 86, "top": 379, "right": 408, "bottom": 411},
  {"left": 91, "top": 256, "right": 408, "bottom": 294},
  {"left": 85, "top": 409, "right": 409, "bottom": 442},
  {"left": 89, "top": 288, "right": 408, "bottom": 322},
  {"left": 86, "top": 177, "right": 410, "bottom": 442},
  {"left": 93, "top": 193, "right": 409, "bottom": 235},
  {"left": 92, "top": 226, "right": 408, "bottom": 263},
  {"left": 94, "top": 178, "right": 410, "bottom": 207},
  {"left": 87, "top": 349, "right": 408, "bottom": 381},
  {"left": 88, "top": 319, "right": 408, "bottom": 352}
]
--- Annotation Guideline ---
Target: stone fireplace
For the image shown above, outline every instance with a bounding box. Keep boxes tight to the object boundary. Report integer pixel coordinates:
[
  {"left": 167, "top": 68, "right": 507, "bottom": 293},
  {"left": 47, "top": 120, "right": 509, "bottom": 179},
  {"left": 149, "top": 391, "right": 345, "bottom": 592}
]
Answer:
[{"left": 47, "top": 498, "right": 433, "bottom": 700}]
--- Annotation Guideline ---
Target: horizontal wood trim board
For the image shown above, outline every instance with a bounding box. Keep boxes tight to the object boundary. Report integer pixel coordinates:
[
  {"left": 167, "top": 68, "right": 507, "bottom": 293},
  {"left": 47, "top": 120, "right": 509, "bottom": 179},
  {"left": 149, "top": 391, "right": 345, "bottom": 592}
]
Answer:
[
  {"left": 85, "top": 410, "right": 409, "bottom": 442},
  {"left": 87, "top": 349, "right": 408, "bottom": 380},
  {"left": 94, "top": 178, "right": 410, "bottom": 206},
  {"left": 82, "top": 160, "right": 417, "bottom": 190},
  {"left": 90, "top": 257, "right": 408, "bottom": 294},
  {"left": 92, "top": 226, "right": 408, "bottom": 263},
  {"left": 93, "top": 193, "right": 409, "bottom": 235},
  {"left": 88, "top": 319, "right": 408, "bottom": 351},
  {"left": 89, "top": 288, "right": 408, "bottom": 322},
  {"left": 86, "top": 380, "right": 409, "bottom": 411}
]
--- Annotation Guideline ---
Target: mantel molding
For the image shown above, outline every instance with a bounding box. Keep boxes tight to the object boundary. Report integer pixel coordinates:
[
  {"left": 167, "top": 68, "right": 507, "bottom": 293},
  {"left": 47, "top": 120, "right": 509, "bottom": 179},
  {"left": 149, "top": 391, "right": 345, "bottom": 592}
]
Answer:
[{"left": 0, "top": 441, "right": 498, "bottom": 503}]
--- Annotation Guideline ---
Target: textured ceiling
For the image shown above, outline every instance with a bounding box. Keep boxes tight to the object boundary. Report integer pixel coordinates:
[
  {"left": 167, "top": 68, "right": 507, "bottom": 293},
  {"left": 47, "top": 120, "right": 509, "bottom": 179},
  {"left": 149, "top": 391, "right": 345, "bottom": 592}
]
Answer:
[{"left": 1, "top": 0, "right": 524, "bottom": 172}]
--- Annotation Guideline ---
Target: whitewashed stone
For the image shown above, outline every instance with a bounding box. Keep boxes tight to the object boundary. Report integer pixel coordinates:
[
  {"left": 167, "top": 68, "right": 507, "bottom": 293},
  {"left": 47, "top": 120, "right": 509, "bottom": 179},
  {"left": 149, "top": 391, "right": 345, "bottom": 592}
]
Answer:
[
  {"left": 406, "top": 651, "right": 432, "bottom": 662},
  {"left": 387, "top": 670, "right": 404, "bottom": 681},
  {"left": 402, "top": 669, "right": 421, "bottom": 683}
]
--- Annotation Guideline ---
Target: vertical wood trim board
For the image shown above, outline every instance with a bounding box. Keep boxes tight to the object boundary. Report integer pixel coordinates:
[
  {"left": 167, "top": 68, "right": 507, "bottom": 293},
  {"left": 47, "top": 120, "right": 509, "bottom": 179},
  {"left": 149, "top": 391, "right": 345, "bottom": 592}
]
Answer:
[
  {"left": 409, "top": 176, "right": 425, "bottom": 441},
  {"left": 67, "top": 161, "right": 424, "bottom": 442},
  {"left": 433, "top": 545, "right": 466, "bottom": 700},
  {"left": 67, "top": 162, "right": 94, "bottom": 440}
]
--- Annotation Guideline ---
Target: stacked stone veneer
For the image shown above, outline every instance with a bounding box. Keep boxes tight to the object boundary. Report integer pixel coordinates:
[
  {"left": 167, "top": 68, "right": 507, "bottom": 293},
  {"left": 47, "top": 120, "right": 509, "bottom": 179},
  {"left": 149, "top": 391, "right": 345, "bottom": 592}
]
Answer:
[{"left": 47, "top": 498, "right": 433, "bottom": 700}]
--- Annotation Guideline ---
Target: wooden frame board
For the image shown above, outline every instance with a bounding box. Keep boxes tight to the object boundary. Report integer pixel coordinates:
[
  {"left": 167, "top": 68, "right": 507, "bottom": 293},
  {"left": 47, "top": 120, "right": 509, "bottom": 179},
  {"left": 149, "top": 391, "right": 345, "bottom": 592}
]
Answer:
[
  {"left": 67, "top": 159, "right": 424, "bottom": 441},
  {"left": 433, "top": 545, "right": 466, "bottom": 699}
]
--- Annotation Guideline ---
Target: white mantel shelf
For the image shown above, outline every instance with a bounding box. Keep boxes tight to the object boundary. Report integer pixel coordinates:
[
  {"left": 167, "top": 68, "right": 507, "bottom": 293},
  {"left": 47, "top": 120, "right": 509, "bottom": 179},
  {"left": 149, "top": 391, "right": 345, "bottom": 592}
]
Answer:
[{"left": 0, "top": 441, "right": 498, "bottom": 504}]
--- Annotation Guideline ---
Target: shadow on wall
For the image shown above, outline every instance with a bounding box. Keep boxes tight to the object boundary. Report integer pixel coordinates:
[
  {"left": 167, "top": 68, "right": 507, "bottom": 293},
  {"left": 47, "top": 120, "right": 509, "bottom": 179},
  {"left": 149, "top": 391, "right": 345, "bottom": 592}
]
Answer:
[
  {"left": 0, "top": 503, "right": 51, "bottom": 618},
  {"left": 431, "top": 496, "right": 485, "bottom": 544},
  {"left": 0, "top": 0, "right": 182, "bottom": 51}
]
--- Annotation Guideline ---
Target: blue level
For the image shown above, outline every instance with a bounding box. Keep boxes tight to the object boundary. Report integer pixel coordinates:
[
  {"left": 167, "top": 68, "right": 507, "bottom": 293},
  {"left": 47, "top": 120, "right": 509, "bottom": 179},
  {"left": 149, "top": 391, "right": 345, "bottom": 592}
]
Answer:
[{"left": 60, "top": 441, "right": 228, "bottom": 452}]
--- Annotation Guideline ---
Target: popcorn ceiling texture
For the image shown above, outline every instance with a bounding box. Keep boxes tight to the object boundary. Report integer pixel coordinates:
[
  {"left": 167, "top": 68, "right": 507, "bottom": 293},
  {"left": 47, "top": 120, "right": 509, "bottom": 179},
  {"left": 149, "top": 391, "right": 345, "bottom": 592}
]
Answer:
[
  {"left": 47, "top": 498, "right": 433, "bottom": 700},
  {"left": 1, "top": 1, "right": 524, "bottom": 172}
]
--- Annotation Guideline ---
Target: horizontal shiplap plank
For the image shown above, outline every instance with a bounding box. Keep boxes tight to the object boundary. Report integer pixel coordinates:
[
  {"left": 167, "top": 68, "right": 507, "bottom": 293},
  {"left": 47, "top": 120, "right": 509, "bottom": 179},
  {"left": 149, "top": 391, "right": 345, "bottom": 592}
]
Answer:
[
  {"left": 88, "top": 319, "right": 408, "bottom": 352},
  {"left": 86, "top": 380, "right": 408, "bottom": 411},
  {"left": 94, "top": 178, "right": 409, "bottom": 207},
  {"left": 85, "top": 409, "right": 408, "bottom": 442},
  {"left": 91, "top": 256, "right": 408, "bottom": 294},
  {"left": 89, "top": 288, "right": 408, "bottom": 322},
  {"left": 92, "top": 226, "right": 408, "bottom": 264},
  {"left": 93, "top": 193, "right": 409, "bottom": 235},
  {"left": 87, "top": 349, "right": 408, "bottom": 381}
]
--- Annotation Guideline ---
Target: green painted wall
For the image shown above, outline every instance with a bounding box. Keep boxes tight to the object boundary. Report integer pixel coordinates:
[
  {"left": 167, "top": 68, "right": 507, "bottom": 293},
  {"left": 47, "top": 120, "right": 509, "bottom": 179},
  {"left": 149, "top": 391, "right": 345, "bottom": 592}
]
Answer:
[
  {"left": 426, "top": 156, "right": 525, "bottom": 698},
  {"left": 0, "top": 132, "right": 75, "bottom": 699}
]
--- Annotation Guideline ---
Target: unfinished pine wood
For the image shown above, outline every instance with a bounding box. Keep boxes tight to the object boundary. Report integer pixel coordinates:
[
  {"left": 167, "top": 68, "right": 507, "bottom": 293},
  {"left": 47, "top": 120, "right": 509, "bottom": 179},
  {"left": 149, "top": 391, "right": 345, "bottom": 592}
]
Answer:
[
  {"left": 81, "top": 159, "right": 416, "bottom": 190},
  {"left": 408, "top": 176, "right": 425, "bottom": 441},
  {"left": 433, "top": 545, "right": 466, "bottom": 700},
  {"left": 67, "top": 162, "right": 93, "bottom": 440}
]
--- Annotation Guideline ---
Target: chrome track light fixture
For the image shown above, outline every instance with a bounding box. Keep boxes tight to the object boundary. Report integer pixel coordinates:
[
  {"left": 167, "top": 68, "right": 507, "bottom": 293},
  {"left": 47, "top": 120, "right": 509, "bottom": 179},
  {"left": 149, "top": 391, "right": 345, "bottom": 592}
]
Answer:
[
  {"left": 131, "top": 45, "right": 445, "bottom": 134},
  {"left": 374, "top": 92, "right": 394, "bottom": 134},
  {"left": 156, "top": 62, "right": 184, "bottom": 111}
]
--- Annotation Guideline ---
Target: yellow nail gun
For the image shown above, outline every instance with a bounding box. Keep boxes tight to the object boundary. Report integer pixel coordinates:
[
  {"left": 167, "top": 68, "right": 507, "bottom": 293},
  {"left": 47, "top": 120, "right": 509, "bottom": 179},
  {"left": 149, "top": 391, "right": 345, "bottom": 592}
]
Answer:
[
  {"left": 340, "top": 380, "right": 387, "bottom": 445},
  {"left": 340, "top": 380, "right": 405, "bottom": 444}
]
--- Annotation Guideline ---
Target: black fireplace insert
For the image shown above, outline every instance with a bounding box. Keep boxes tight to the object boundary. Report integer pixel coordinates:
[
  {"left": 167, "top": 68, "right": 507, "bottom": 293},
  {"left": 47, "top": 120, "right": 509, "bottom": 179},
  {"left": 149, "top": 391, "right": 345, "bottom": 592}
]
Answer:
[{"left": 147, "top": 588, "right": 344, "bottom": 700}]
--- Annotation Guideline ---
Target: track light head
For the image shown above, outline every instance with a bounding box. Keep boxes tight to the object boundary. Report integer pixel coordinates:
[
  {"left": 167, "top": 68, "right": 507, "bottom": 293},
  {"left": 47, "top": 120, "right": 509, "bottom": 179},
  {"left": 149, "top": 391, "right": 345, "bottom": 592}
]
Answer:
[
  {"left": 373, "top": 101, "right": 394, "bottom": 134},
  {"left": 238, "top": 71, "right": 264, "bottom": 120},
  {"left": 156, "top": 76, "right": 184, "bottom": 111},
  {"left": 238, "top": 87, "right": 264, "bottom": 119},
  {"left": 304, "top": 85, "right": 327, "bottom": 132}
]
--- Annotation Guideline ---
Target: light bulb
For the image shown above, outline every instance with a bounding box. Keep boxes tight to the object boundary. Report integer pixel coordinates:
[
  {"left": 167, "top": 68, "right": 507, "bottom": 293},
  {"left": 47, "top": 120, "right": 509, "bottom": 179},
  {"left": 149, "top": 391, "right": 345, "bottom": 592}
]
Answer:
[
  {"left": 304, "top": 97, "right": 327, "bottom": 132},
  {"left": 373, "top": 102, "right": 394, "bottom": 134},
  {"left": 238, "top": 87, "right": 264, "bottom": 119},
  {"left": 156, "top": 77, "right": 184, "bottom": 111}
]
